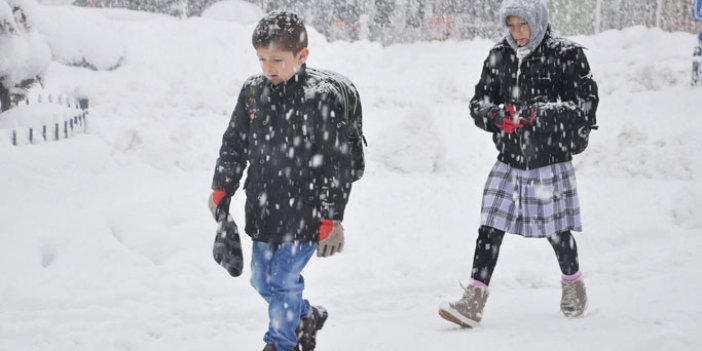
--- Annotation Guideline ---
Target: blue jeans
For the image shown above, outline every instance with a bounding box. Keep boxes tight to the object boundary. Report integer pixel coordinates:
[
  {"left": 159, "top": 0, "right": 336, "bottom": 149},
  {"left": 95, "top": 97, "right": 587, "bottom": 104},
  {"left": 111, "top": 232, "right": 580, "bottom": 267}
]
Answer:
[{"left": 250, "top": 241, "right": 317, "bottom": 351}]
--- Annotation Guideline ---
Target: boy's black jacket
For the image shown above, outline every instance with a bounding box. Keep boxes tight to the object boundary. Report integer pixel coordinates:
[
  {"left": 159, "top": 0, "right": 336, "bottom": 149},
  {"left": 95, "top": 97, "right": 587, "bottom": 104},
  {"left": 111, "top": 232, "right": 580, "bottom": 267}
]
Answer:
[
  {"left": 470, "top": 31, "right": 599, "bottom": 169},
  {"left": 212, "top": 64, "right": 359, "bottom": 244}
]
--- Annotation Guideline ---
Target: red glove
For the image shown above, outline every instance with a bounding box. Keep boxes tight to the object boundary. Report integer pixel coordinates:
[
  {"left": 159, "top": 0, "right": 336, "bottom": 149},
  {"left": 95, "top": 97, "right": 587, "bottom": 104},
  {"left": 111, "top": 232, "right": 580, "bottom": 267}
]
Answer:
[
  {"left": 209, "top": 189, "right": 230, "bottom": 220},
  {"left": 499, "top": 118, "right": 523, "bottom": 133},
  {"left": 317, "top": 219, "right": 344, "bottom": 257},
  {"left": 212, "top": 189, "right": 227, "bottom": 205},
  {"left": 495, "top": 105, "right": 524, "bottom": 134},
  {"left": 319, "top": 219, "right": 334, "bottom": 241}
]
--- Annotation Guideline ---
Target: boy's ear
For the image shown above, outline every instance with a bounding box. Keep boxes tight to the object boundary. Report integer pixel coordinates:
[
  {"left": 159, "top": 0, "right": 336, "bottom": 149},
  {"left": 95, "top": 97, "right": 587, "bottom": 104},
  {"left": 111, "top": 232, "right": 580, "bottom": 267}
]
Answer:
[{"left": 297, "top": 48, "right": 309, "bottom": 65}]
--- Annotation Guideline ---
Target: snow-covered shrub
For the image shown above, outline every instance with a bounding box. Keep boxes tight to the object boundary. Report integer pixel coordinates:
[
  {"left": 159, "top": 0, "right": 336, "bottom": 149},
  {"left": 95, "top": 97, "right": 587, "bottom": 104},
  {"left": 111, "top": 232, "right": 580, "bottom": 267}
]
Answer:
[
  {"left": 73, "top": 0, "right": 219, "bottom": 17},
  {"left": 200, "top": 0, "right": 264, "bottom": 25},
  {"left": 34, "top": 5, "right": 126, "bottom": 71},
  {"left": 0, "top": 0, "right": 51, "bottom": 111}
]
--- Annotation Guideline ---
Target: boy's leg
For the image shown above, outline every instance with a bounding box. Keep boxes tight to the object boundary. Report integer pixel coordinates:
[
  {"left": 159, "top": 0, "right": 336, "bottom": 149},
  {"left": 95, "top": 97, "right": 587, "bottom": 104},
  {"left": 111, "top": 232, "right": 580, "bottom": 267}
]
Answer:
[
  {"left": 263, "top": 242, "right": 317, "bottom": 351},
  {"left": 471, "top": 225, "right": 506, "bottom": 286},
  {"left": 250, "top": 241, "right": 276, "bottom": 303}
]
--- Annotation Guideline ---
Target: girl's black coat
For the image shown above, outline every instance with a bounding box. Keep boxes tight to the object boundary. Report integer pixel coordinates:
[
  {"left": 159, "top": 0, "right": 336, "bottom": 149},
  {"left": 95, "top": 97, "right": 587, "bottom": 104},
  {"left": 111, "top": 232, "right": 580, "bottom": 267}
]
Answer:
[{"left": 470, "top": 31, "right": 599, "bottom": 169}]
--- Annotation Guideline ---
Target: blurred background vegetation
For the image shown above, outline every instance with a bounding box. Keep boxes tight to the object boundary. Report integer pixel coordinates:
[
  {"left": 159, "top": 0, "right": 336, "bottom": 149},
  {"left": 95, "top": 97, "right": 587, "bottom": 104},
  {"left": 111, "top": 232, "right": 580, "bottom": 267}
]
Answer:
[{"left": 71, "top": 0, "right": 702, "bottom": 43}]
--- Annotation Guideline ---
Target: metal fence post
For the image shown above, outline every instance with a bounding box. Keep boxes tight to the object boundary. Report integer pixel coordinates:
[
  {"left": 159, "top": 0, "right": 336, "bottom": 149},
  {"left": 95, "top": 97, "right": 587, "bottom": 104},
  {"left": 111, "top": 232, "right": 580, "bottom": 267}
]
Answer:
[
  {"left": 693, "top": 1, "right": 702, "bottom": 86},
  {"left": 78, "top": 98, "right": 89, "bottom": 110}
]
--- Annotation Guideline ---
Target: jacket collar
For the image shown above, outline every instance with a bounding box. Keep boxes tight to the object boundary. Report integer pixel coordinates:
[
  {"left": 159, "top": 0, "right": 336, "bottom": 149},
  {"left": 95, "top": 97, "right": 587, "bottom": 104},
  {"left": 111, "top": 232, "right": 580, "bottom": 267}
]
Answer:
[{"left": 267, "top": 64, "right": 306, "bottom": 95}]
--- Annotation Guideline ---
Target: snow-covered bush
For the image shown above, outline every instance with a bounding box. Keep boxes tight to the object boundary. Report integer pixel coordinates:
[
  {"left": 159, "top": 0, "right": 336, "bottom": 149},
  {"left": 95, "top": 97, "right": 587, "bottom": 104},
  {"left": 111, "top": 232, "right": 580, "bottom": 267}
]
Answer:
[
  {"left": 34, "top": 4, "right": 126, "bottom": 72},
  {"left": 200, "top": 0, "right": 264, "bottom": 25},
  {"left": 0, "top": 0, "right": 50, "bottom": 111},
  {"left": 73, "top": 0, "right": 219, "bottom": 17}
]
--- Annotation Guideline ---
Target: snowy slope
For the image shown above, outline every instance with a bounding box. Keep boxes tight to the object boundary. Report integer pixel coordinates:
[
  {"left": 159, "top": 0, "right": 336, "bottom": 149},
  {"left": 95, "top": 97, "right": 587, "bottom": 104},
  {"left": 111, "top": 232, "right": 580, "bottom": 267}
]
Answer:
[{"left": 1, "top": 4, "right": 701, "bottom": 351}]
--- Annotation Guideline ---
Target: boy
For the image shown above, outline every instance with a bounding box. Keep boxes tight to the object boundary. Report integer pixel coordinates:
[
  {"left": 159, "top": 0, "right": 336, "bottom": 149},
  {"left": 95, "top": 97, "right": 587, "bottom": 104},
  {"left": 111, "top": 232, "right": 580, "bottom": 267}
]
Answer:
[
  {"left": 209, "top": 11, "right": 364, "bottom": 351},
  {"left": 439, "top": 0, "right": 599, "bottom": 327}
]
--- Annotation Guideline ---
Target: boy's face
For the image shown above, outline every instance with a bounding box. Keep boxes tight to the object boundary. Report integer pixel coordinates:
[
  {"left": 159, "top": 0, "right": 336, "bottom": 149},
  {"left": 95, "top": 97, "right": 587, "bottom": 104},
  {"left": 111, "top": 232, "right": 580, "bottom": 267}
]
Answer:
[
  {"left": 506, "top": 15, "right": 531, "bottom": 47},
  {"left": 256, "top": 46, "right": 309, "bottom": 85}
]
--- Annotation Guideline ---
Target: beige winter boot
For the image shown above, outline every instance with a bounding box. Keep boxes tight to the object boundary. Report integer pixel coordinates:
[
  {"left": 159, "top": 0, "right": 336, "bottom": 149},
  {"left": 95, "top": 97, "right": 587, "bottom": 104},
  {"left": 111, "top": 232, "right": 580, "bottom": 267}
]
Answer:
[
  {"left": 560, "top": 276, "right": 588, "bottom": 318},
  {"left": 438, "top": 284, "right": 489, "bottom": 328}
]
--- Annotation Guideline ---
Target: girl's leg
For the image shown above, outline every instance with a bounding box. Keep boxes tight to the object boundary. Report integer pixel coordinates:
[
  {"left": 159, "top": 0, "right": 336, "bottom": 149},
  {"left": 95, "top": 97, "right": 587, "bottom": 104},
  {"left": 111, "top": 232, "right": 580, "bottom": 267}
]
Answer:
[
  {"left": 549, "top": 231, "right": 587, "bottom": 317},
  {"left": 439, "top": 226, "right": 503, "bottom": 327},
  {"left": 547, "top": 231, "right": 580, "bottom": 276},
  {"left": 471, "top": 226, "right": 506, "bottom": 286}
]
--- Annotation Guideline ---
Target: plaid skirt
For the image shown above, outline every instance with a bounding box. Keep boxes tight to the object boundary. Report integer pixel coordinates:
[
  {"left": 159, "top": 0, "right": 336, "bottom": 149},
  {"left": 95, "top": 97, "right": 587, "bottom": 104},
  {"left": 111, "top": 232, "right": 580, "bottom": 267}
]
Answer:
[{"left": 480, "top": 161, "right": 582, "bottom": 238}]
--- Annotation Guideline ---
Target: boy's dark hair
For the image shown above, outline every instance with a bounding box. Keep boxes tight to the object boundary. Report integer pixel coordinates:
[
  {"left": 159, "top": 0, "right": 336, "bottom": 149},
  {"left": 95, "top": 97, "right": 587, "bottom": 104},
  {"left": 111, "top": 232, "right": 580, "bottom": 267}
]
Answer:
[{"left": 252, "top": 11, "right": 308, "bottom": 54}]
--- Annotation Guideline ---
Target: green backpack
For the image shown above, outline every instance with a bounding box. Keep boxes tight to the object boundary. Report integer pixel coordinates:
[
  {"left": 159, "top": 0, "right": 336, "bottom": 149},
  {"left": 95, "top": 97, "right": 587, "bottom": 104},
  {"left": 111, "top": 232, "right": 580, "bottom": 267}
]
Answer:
[
  {"left": 333, "top": 80, "right": 366, "bottom": 182},
  {"left": 244, "top": 73, "right": 366, "bottom": 182}
]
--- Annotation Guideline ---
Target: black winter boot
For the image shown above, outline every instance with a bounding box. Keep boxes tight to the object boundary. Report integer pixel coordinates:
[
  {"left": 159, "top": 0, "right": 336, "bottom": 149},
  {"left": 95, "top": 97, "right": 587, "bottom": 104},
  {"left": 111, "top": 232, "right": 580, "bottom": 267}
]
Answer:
[{"left": 296, "top": 306, "right": 328, "bottom": 351}]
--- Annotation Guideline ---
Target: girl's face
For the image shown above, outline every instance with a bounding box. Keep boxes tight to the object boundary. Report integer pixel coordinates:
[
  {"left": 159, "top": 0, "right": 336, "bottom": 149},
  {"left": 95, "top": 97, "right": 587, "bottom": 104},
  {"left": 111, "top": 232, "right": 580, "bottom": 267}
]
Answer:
[
  {"left": 507, "top": 15, "right": 531, "bottom": 47},
  {"left": 256, "top": 46, "right": 309, "bottom": 85}
]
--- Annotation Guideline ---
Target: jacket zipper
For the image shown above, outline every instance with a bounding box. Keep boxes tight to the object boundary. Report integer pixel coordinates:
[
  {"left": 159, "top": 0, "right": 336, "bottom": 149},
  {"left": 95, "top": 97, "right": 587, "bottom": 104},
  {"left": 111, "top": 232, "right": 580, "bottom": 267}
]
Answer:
[
  {"left": 516, "top": 55, "right": 528, "bottom": 168},
  {"left": 516, "top": 57, "right": 522, "bottom": 88}
]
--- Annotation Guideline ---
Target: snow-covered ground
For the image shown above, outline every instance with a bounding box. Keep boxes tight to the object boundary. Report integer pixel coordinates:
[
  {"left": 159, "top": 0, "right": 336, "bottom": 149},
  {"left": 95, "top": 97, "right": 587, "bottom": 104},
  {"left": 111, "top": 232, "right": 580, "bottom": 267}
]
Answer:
[{"left": 1, "top": 3, "right": 701, "bottom": 351}]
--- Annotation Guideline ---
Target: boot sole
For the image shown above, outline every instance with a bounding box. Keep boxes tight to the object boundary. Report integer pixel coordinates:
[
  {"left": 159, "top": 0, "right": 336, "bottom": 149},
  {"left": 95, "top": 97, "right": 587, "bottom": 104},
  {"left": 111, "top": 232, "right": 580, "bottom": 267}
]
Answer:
[
  {"left": 438, "top": 306, "right": 479, "bottom": 328},
  {"left": 298, "top": 306, "right": 328, "bottom": 351},
  {"left": 316, "top": 307, "right": 328, "bottom": 330},
  {"left": 561, "top": 300, "right": 588, "bottom": 318}
]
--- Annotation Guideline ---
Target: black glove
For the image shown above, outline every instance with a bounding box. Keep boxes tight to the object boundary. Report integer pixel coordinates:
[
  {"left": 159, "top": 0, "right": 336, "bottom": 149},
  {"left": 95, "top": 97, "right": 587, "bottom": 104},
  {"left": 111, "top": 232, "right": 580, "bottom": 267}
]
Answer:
[
  {"left": 208, "top": 190, "right": 231, "bottom": 221},
  {"left": 487, "top": 104, "right": 513, "bottom": 121},
  {"left": 213, "top": 215, "right": 243, "bottom": 277},
  {"left": 516, "top": 105, "right": 536, "bottom": 125}
]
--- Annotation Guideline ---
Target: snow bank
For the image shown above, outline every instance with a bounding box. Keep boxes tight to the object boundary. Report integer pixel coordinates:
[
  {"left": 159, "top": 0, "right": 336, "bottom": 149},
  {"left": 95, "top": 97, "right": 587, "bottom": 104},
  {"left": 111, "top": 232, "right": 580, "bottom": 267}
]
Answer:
[
  {"left": 1, "top": 4, "right": 701, "bottom": 351},
  {"left": 34, "top": 5, "right": 126, "bottom": 70},
  {"left": 200, "top": 0, "right": 264, "bottom": 25}
]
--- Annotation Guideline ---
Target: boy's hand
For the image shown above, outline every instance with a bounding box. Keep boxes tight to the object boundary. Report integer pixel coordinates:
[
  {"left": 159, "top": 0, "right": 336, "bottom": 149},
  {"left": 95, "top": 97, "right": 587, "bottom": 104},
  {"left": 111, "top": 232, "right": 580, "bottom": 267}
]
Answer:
[
  {"left": 208, "top": 189, "right": 230, "bottom": 221},
  {"left": 317, "top": 219, "right": 344, "bottom": 257}
]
